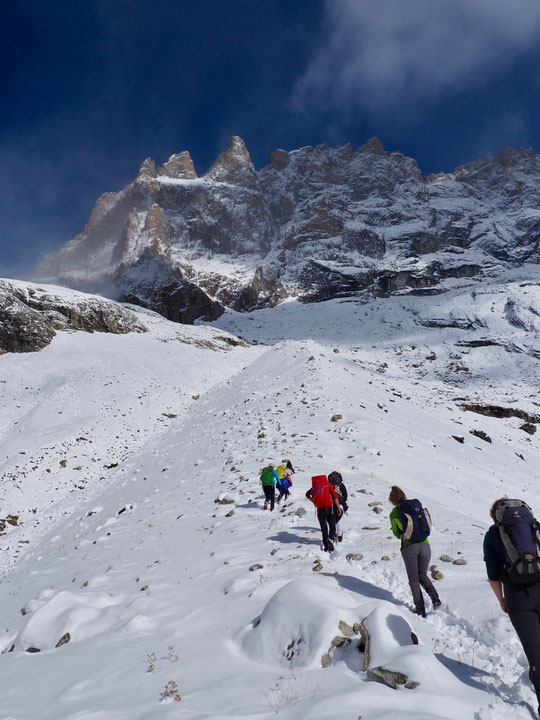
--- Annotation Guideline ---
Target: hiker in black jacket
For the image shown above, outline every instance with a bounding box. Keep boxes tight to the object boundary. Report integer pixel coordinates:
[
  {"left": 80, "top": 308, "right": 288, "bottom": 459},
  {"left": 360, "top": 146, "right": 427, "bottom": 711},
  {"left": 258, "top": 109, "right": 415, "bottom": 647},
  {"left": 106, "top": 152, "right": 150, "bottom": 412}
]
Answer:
[
  {"left": 484, "top": 498, "right": 540, "bottom": 717},
  {"left": 328, "top": 471, "right": 347, "bottom": 542}
]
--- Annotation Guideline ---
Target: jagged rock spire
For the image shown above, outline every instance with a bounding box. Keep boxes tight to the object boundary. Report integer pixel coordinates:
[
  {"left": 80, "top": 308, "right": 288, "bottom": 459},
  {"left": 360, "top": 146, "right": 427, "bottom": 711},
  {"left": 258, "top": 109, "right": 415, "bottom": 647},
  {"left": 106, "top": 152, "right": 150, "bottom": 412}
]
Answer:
[
  {"left": 158, "top": 152, "right": 197, "bottom": 179},
  {"left": 205, "top": 136, "right": 256, "bottom": 182}
]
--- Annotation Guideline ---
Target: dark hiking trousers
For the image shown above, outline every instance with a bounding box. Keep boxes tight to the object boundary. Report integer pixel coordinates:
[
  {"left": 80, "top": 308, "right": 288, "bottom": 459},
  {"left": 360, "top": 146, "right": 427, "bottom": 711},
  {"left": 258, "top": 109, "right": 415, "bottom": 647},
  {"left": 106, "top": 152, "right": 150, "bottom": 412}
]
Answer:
[
  {"left": 401, "top": 543, "right": 439, "bottom": 613},
  {"left": 505, "top": 580, "right": 540, "bottom": 710},
  {"left": 262, "top": 484, "right": 275, "bottom": 511},
  {"left": 317, "top": 506, "right": 336, "bottom": 550},
  {"left": 276, "top": 486, "right": 289, "bottom": 503}
]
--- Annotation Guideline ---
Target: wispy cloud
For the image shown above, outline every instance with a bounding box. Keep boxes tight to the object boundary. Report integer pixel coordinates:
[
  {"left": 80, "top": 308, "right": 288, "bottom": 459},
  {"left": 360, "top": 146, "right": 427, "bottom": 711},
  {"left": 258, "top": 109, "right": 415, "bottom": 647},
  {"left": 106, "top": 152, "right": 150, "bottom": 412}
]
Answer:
[{"left": 293, "top": 0, "right": 540, "bottom": 116}]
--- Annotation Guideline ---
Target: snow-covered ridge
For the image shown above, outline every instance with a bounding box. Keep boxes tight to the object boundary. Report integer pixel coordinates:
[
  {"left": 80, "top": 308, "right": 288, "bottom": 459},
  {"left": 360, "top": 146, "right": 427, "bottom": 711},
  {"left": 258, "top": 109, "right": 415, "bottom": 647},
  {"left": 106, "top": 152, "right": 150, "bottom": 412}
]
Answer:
[{"left": 35, "top": 136, "right": 540, "bottom": 324}]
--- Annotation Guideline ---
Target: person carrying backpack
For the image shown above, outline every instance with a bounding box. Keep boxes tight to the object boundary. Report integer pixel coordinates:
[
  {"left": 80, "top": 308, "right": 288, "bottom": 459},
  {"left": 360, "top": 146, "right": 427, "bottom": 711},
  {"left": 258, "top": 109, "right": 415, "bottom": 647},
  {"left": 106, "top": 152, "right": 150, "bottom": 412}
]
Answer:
[
  {"left": 306, "top": 475, "right": 341, "bottom": 552},
  {"left": 484, "top": 498, "right": 540, "bottom": 716},
  {"left": 260, "top": 464, "right": 279, "bottom": 511},
  {"left": 276, "top": 465, "right": 293, "bottom": 504},
  {"left": 389, "top": 485, "right": 441, "bottom": 617},
  {"left": 328, "top": 471, "right": 348, "bottom": 542}
]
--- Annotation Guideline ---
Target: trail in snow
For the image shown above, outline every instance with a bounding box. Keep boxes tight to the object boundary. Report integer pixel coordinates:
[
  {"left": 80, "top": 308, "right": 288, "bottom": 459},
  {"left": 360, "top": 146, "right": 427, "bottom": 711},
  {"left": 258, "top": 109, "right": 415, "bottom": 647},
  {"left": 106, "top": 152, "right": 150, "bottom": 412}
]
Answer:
[{"left": 0, "top": 274, "right": 539, "bottom": 719}]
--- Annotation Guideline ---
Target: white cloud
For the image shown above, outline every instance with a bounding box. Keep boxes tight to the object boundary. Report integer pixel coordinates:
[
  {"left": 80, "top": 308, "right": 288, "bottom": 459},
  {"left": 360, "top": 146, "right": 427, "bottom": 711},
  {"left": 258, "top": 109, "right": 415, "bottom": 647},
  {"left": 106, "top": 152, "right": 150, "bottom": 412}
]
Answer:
[{"left": 293, "top": 0, "right": 540, "bottom": 114}]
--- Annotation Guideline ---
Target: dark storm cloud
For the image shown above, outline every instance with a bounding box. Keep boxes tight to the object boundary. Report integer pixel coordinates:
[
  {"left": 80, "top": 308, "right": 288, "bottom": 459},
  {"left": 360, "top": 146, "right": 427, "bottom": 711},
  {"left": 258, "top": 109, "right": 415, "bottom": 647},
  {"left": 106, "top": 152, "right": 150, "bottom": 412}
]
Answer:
[{"left": 293, "top": 0, "right": 540, "bottom": 115}]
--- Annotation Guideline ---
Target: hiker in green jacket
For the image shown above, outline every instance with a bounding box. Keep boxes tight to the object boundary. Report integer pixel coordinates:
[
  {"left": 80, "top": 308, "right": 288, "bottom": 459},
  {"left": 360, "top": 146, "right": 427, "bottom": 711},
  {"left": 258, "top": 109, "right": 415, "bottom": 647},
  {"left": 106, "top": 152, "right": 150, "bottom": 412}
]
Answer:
[
  {"left": 260, "top": 464, "right": 280, "bottom": 511},
  {"left": 389, "top": 485, "right": 441, "bottom": 617}
]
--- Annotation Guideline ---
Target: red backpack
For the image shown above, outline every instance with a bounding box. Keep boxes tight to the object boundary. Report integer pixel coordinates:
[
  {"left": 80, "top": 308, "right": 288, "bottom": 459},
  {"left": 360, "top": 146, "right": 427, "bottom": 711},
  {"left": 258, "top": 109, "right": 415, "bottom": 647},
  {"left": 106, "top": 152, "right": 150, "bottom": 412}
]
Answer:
[{"left": 311, "top": 475, "right": 334, "bottom": 510}]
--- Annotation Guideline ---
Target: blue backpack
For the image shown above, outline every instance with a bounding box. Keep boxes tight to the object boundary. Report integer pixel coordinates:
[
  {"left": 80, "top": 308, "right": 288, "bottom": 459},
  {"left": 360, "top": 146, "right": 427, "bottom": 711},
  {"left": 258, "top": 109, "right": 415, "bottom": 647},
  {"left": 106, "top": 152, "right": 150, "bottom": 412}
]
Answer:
[
  {"left": 399, "top": 499, "right": 432, "bottom": 543},
  {"left": 494, "top": 500, "right": 540, "bottom": 584}
]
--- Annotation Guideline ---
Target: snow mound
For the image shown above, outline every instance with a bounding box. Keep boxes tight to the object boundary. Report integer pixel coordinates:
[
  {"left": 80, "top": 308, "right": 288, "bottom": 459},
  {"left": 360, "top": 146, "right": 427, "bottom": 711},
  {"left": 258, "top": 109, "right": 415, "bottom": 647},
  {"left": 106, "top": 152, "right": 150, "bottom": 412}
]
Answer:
[
  {"left": 15, "top": 590, "right": 155, "bottom": 652},
  {"left": 364, "top": 605, "right": 478, "bottom": 695},
  {"left": 238, "top": 576, "right": 356, "bottom": 669}
]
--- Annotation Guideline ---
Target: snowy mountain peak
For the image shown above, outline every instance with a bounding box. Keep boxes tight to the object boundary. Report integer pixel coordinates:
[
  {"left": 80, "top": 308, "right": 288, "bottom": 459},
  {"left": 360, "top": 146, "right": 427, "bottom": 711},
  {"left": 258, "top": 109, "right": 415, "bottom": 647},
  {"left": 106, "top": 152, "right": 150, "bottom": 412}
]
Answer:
[
  {"left": 205, "top": 135, "right": 256, "bottom": 182},
  {"left": 157, "top": 151, "right": 197, "bottom": 179},
  {"left": 35, "top": 137, "right": 540, "bottom": 324}
]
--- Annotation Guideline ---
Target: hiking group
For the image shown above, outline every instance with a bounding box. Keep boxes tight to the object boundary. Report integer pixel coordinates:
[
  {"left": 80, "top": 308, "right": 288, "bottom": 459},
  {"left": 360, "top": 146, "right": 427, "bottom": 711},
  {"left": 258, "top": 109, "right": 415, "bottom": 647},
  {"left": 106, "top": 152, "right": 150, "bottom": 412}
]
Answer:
[
  {"left": 259, "top": 461, "right": 294, "bottom": 511},
  {"left": 260, "top": 467, "right": 540, "bottom": 715}
]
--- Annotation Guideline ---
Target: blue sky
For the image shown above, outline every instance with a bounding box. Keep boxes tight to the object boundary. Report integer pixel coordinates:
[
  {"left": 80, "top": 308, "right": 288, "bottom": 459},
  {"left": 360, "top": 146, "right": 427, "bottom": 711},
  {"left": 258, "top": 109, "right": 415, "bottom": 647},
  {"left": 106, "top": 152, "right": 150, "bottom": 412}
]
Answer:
[{"left": 2, "top": 0, "right": 540, "bottom": 277}]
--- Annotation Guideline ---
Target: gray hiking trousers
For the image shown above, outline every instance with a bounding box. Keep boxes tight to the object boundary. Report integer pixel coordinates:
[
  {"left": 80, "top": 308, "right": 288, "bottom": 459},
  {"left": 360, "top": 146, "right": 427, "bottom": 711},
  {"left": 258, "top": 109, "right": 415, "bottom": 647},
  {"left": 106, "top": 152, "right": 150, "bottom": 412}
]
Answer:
[{"left": 401, "top": 542, "right": 437, "bottom": 612}]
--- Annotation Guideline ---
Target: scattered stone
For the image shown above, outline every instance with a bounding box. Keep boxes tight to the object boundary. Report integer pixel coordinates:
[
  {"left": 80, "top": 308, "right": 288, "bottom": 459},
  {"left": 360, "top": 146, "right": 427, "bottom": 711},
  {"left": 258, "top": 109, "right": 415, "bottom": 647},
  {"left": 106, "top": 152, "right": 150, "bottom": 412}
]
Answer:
[
  {"left": 453, "top": 558, "right": 467, "bottom": 565},
  {"left": 431, "top": 570, "right": 444, "bottom": 580},
  {"left": 333, "top": 348, "right": 339, "bottom": 353},
  {"left": 346, "top": 553, "right": 364, "bottom": 561},
  {"left": 372, "top": 506, "right": 383, "bottom": 514},
  {"left": 338, "top": 621, "right": 356, "bottom": 638},
  {"left": 162, "top": 413, "right": 177, "bottom": 419},
  {"left": 295, "top": 507, "right": 307, "bottom": 518},
  {"left": 358, "top": 488, "right": 368, "bottom": 494},
  {"left": 225, "top": 509, "right": 235, "bottom": 517},
  {"left": 55, "top": 633, "right": 70, "bottom": 648},
  {"left": 140, "top": 585, "right": 149, "bottom": 591},
  {"left": 405, "top": 681, "right": 420, "bottom": 689},
  {"left": 312, "top": 561, "right": 323, "bottom": 573},
  {"left": 367, "top": 666, "right": 408, "bottom": 689},
  {"left": 362, "top": 526, "right": 378, "bottom": 531},
  {"left": 249, "top": 564, "right": 263, "bottom": 572},
  {"left": 520, "top": 423, "right": 537, "bottom": 435},
  {"left": 26, "top": 647, "right": 41, "bottom": 653},
  {"left": 331, "top": 414, "right": 343, "bottom": 422},
  {"left": 452, "top": 435, "right": 465, "bottom": 443},
  {"left": 330, "top": 636, "right": 348, "bottom": 649},
  {"left": 440, "top": 555, "right": 453, "bottom": 563},
  {"left": 368, "top": 501, "right": 382, "bottom": 507},
  {"left": 321, "top": 653, "right": 331, "bottom": 668},
  {"left": 270, "top": 548, "right": 278, "bottom": 555},
  {"left": 469, "top": 429, "right": 492, "bottom": 443},
  {"left": 381, "top": 556, "right": 390, "bottom": 561},
  {"left": 6, "top": 515, "right": 19, "bottom": 526},
  {"left": 410, "top": 632, "right": 419, "bottom": 645}
]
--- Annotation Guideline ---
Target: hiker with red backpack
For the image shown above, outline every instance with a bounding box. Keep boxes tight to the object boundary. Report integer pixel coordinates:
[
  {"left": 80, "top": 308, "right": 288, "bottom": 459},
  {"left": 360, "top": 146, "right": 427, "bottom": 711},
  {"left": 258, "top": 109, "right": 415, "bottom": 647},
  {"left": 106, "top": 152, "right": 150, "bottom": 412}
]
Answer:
[
  {"left": 306, "top": 475, "right": 342, "bottom": 552},
  {"left": 260, "top": 464, "right": 280, "bottom": 511},
  {"left": 328, "top": 471, "right": 348, "bottom": 542},
  {"left": 389, "top": 485, "right": 441, "bottom": 617},
  {"left": 484, "top": 498, "right": 540, "bottom": 716}
]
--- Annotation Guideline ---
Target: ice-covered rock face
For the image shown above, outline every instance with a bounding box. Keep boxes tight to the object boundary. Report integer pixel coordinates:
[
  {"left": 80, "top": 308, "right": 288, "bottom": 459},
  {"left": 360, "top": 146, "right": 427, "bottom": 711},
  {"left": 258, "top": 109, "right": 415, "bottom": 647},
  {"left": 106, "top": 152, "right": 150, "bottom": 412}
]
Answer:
[{"left": 36, "top": 137, "right": 540, "bottom": 323}]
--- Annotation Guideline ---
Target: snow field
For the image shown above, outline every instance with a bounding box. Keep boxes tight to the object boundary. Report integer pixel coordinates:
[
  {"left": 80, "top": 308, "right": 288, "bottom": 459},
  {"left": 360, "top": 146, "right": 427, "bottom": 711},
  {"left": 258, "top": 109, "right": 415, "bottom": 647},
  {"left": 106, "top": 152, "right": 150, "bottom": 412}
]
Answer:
[{"left": 0, "top": 275, "right": 539, "bottom": 718}]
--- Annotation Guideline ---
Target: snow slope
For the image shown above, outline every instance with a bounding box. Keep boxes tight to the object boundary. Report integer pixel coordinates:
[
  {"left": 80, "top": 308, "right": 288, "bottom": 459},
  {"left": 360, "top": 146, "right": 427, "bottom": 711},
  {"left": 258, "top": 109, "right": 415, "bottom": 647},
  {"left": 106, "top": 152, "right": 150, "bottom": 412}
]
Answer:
[{"left": 0, "top": 272, "right": 539, "bottom": 719}]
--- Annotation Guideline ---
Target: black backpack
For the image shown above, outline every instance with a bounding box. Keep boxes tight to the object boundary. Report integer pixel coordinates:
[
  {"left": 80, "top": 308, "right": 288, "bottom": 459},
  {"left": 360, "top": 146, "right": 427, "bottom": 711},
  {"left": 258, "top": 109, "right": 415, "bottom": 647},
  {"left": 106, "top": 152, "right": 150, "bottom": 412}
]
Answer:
[
  {"left": 494, "top": 499, "right": 540, "bottom": 584},
  {"left": 399, "top": 499, "right": 432, "bottom": 543}
]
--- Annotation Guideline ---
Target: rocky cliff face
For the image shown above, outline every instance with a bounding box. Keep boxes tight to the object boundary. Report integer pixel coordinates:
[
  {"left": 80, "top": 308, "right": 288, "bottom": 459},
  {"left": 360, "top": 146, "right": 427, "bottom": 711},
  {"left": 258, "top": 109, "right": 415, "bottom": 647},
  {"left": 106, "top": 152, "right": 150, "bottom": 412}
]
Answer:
[
  {"left": 0, "top": 280, "right": 147, "bottom": 354},
  {"left": 36, "top": 137, "right": 540, "bottom": 321}
]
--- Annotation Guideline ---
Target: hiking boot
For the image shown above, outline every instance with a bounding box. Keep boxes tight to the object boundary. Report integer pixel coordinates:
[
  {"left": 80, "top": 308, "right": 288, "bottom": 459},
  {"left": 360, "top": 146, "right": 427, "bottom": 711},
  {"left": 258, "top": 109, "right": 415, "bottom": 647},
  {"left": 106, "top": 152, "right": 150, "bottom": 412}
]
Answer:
[
  {"left": 411, "top": 607, "right": 427, "bottom": 618},
  {"left": 432, "top": 599, "right": 442, "bottom": 610},
  {"left": 337, "top": 535, "right": 343, "bottom": 543},
  {"left": 327, "top": 540, "right": 335, "bottom": 552}
]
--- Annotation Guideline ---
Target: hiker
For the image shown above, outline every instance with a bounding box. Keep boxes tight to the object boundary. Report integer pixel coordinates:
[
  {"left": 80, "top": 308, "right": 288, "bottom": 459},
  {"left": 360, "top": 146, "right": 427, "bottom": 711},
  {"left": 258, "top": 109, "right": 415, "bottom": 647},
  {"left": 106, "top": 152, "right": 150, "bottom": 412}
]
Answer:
[
  {"left": 484, "top": 498, "right": 540, "bottom": 715},
  {"left": 306, "top": 475, "right": 342, "bottom": 552},
  {"left": 328, "top": 471, "right": 348, "bottom": 542},
  {"left": 389, "top": 485, "right": 441, "bottom": 617},
  {"left": 259, "top": 464, "right": 279, "bottom": 511},
  {"left": 276, "top": 460, "right": 293, "bottom": 503}
]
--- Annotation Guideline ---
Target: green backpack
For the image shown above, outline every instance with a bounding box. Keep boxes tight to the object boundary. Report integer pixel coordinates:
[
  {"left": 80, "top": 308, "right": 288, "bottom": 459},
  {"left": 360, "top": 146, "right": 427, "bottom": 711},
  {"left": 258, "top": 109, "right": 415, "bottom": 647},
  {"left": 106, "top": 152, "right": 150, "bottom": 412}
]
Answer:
[{"left": 261, "top": 467, "right": 275, "bottom": 486}]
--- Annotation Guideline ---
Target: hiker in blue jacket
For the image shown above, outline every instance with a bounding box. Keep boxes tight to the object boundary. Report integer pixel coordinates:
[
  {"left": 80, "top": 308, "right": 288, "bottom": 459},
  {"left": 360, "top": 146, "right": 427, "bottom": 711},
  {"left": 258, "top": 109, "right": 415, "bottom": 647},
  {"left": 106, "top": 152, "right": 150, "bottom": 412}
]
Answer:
[
  {"left": 259, "top": 464, "right": 280, "bottom": 511},
  {"left": 484, "top": 498, "right": 540, "bottom": 717},
  {"left": 389, "top": 485, "right": 441, "bottom": 617}
]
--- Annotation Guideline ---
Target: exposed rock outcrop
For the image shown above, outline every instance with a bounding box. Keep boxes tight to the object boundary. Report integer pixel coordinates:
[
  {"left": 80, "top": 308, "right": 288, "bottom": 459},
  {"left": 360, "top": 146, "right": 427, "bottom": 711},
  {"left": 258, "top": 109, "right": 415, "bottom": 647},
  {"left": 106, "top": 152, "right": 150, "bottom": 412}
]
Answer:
[{"left": 0, "top": 280, "right": 147, "bottom": 354}]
